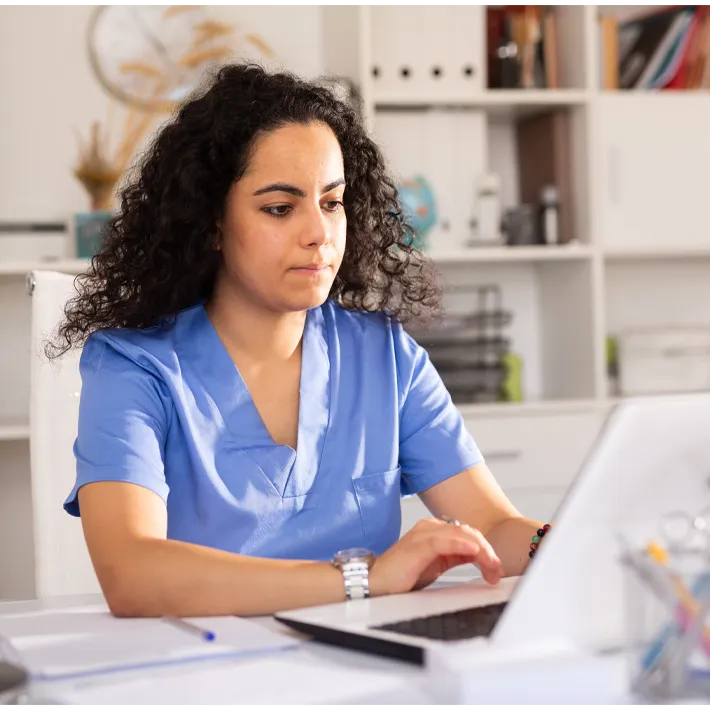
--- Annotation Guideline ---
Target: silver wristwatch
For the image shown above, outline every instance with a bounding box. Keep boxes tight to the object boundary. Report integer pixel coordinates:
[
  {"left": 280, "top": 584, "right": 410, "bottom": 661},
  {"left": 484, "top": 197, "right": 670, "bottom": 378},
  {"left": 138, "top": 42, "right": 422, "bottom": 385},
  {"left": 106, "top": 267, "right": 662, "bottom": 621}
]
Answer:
[{"left": 332, "top": 547, "right": 375, "bottom": 601}]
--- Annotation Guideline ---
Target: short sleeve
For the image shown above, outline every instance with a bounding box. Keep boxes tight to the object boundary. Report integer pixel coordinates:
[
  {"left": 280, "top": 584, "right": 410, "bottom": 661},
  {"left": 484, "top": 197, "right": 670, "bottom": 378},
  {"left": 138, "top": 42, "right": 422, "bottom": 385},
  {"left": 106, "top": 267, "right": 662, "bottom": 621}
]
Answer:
[
  {"left": 395, "top": 325, "right": 484, "bottom": 496},
  {"left": 64, "top": 334, "right": 172, "bottom": 517}
]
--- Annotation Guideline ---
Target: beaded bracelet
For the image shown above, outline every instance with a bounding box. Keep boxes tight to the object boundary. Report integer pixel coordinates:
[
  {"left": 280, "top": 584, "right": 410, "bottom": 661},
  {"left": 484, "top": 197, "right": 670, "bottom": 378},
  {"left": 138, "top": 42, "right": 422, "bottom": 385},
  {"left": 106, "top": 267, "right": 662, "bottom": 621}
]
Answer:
[{"left": 529, "top": 524, "right": 552, "bottom": 559}]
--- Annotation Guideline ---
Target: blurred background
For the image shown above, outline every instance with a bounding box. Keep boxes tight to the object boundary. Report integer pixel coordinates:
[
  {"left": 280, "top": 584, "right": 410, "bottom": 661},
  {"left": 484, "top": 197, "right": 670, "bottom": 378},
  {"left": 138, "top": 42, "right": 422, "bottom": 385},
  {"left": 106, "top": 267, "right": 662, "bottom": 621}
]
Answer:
[{"left": 1, "top": 5, "right": 709, "bottom": 600}]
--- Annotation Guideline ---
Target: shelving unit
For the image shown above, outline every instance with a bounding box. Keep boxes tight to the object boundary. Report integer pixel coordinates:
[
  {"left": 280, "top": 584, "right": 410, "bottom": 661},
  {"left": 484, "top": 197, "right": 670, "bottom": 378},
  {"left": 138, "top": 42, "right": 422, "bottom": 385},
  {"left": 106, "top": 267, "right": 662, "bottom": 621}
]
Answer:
[
  {"left": 1, "top": 5, "right": 709, "bottom": 599},
  {"left": 329, "top": 5, "right": 710, "bottom": 543}
]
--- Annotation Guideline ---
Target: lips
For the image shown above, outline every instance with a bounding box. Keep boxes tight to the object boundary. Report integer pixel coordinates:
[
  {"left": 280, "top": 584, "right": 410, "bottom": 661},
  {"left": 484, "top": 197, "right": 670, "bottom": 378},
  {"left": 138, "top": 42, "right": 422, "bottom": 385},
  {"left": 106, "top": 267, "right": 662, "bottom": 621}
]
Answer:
[{"left": 291, "top": 263, "right": 329, "bottom": 271}]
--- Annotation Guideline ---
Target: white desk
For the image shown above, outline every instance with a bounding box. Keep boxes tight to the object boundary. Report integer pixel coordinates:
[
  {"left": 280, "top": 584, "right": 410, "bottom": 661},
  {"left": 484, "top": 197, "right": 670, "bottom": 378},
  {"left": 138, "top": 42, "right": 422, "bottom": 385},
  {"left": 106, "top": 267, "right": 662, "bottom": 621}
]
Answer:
[{"left": 0, "top": 594, "right": 646, "bottom": 705}]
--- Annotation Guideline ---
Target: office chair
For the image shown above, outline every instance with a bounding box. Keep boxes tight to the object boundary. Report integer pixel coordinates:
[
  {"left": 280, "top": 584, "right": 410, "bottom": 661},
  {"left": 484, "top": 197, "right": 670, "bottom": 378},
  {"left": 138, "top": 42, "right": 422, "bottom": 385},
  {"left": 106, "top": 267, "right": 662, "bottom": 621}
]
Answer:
[{"left": 28, "top": 270, "right": 100, "bottom": 597}]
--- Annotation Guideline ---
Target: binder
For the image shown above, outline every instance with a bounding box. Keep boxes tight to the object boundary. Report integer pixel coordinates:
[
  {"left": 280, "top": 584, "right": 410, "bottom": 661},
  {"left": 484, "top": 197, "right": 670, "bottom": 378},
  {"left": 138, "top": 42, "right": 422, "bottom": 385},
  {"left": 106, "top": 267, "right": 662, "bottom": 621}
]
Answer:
[{"left": 451, "top": 5, "right": 485, "bottom": 96}]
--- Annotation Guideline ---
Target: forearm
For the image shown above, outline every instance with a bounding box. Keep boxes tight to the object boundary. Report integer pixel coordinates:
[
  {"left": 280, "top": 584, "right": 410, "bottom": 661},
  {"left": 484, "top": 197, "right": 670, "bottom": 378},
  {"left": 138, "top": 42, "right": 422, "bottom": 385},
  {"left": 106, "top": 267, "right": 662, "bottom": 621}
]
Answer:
[
  {"left": 103, "top": 537, "right": 345, "bottom": 618},
  {"left": 485, "top": 515, "right": 545, "bottom": 577}
]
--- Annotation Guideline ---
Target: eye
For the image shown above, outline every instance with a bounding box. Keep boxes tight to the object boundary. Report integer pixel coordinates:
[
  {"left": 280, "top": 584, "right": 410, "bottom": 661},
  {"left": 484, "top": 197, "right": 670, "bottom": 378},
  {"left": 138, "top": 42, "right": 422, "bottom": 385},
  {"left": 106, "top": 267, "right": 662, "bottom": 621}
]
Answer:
[
  {"left": 324, "top": 200, "right": 344, "bottom": 213},
  {"left": 263, "top": 204, "right": 292, "bottom": 218}
]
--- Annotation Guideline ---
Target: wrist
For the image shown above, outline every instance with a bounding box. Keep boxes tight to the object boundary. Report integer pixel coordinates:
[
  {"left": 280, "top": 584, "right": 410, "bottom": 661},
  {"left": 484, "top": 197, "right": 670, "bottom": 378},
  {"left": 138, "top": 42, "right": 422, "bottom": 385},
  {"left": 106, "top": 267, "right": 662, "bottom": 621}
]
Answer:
[
  {"left": 368, "top": 557, "right": 388, "bottom": 598},
  {"left": 528, "top": 523, "right": 552, "bottom": 560},
  {"left": 332, "top": 548, "right": 376, "bottom": 600}
]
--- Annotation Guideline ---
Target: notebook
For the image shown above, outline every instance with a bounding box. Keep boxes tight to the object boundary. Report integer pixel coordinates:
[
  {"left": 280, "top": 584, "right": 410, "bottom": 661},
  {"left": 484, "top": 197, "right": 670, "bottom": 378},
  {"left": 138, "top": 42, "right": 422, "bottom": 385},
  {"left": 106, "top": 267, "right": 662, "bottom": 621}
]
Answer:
[{"left": 0, "top": 605, "right": 302, "bottom": 681}]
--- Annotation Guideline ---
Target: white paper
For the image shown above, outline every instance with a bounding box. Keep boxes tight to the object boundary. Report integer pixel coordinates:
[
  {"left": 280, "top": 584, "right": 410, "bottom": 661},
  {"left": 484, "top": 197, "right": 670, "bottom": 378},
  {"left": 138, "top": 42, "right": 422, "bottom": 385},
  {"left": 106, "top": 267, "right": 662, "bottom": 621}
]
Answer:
[
  {"left": 59, "top": 648, "right": 422, "bottom": 705},
  {"left": 0, "top": 606, "right": 302, "bottom": 680}
]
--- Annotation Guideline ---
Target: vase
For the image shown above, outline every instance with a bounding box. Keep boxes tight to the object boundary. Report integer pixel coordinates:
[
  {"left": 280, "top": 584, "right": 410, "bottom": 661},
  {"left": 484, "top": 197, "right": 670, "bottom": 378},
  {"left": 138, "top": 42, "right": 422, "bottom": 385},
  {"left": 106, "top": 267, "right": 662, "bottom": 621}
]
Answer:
[{"left": 74, "top": 211, "right": 111, "bottom": 260}]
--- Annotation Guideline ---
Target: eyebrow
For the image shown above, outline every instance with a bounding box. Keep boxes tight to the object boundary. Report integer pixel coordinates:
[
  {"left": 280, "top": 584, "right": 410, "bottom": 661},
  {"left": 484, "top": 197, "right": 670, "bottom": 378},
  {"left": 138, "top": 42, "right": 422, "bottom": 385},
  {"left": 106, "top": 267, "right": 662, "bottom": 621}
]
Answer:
[{"left": 252, "top": 178, "right": 346, "bottom": 197}]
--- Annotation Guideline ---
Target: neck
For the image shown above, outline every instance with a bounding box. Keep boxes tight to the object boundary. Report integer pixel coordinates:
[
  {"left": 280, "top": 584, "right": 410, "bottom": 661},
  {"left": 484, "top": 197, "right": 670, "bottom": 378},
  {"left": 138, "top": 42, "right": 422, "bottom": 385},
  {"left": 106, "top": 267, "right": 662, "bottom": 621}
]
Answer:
[{"left": 205, "top": 281, "right": 307, "bottom": 366}]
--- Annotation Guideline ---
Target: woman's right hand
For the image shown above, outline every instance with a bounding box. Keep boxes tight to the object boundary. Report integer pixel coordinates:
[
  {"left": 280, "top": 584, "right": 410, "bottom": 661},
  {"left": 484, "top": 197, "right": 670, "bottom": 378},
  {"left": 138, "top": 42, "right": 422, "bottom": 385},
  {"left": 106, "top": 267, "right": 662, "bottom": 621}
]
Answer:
[{"left": 369, "top": 518, "right": 503, "bottom": 597}]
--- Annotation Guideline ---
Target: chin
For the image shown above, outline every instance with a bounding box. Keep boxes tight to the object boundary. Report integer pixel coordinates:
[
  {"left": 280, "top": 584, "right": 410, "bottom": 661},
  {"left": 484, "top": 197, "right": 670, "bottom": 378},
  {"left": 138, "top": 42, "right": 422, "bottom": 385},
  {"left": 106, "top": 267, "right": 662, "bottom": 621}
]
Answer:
[{"left": 284, "top": 285, "right": 333, "bottom": 312}]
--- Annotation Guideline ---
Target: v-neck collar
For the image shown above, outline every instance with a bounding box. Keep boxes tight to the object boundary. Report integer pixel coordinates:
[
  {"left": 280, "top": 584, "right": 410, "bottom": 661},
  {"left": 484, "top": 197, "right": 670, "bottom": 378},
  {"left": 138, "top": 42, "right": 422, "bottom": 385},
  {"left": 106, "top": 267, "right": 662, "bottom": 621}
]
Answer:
[{"left": 178, "top": 303, "right": 332, "bottom": 498}]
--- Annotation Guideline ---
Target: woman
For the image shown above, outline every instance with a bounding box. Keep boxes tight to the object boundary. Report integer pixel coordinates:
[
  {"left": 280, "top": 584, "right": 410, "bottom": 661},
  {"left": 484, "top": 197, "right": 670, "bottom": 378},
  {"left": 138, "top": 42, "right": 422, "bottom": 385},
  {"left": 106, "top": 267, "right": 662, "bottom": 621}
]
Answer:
[{"left": 52, "top": 63, "right": 548, "bottom": 618}]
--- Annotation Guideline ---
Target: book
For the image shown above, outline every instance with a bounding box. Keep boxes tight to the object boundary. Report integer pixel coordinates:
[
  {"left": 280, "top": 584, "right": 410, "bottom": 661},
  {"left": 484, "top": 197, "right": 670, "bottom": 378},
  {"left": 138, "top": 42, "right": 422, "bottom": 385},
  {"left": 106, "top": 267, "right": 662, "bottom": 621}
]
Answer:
[
  {"left": 637, "top": 9, "right": 695, "bottom": 89},
  {"left": 543, "top": 9, "right": 559, "bottom": 90},
  {"left": 600, "top": 15, "right": 620, "bottom": 90},
  {"left": 618, "top": 7, "right": 688, "bottom": 89}
]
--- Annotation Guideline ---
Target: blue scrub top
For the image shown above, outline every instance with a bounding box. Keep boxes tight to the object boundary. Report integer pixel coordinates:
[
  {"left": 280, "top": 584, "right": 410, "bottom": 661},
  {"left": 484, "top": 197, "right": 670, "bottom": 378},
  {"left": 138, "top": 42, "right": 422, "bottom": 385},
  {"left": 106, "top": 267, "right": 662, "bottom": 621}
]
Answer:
[{"left": 64, "top": 300, "right": 483, "bottom": 559}]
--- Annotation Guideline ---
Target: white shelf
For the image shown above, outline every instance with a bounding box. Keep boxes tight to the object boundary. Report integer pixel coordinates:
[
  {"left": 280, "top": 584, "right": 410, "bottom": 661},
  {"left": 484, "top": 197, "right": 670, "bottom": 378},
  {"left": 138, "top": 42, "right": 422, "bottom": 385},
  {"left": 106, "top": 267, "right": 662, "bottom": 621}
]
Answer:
[
  {"left": 427, "top": 244, "right": 594, "bottom": 264},
  {"left": 604, "top": 245, "right": 710, "bottom": 260},
  {"left": 374, "top": 89, "right": 590, "bottom": 117},
  {"left": 0, "top": 259, "right": 90, "bottom": 276},
  {"left": 0, "top": 421, "right": 30, "bottom": 441}
]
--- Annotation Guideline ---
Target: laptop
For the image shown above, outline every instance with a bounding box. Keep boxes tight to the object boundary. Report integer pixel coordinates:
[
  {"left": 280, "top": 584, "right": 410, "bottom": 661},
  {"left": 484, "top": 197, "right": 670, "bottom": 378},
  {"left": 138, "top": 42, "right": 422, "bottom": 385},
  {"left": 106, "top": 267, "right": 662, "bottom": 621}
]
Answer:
[{"left": 275, "top": 393, "right": 710, "bottom": 665}]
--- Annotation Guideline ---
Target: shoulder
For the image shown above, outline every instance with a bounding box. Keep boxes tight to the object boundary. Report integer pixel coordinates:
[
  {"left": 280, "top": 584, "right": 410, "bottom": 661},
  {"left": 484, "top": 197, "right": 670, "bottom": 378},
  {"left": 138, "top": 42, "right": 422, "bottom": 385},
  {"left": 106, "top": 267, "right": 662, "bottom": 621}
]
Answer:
[
  {"left": 322, "top": 300, "right": 390, "bottom": 336},
  {"left": 80, "top": 303, "right": 203, "bottom": 382},
  {"left": 321, "top": 300, "right": 426, "bottom": 383},
  {"left": 322, "top": 300, "right": 418, "bottom": 351}
]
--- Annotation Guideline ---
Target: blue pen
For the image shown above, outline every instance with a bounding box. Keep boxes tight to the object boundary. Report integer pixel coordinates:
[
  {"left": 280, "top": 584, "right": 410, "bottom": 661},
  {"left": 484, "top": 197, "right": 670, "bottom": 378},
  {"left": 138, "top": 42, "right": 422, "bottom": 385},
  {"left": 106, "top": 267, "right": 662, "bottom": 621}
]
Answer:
[
  {"left": 163, "top": 616, "right": 216, "bottom": 642},
  {"left": 641, "top": 573, "right": 710, "bottom": 671}
]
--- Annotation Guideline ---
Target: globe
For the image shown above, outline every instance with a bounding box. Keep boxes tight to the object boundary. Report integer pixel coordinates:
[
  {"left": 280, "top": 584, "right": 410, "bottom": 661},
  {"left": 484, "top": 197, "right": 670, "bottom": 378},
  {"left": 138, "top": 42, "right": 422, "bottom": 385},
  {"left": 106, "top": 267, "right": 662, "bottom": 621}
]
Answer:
[{"left": 398, "top": 176, "right": 437, "bottom": 250}]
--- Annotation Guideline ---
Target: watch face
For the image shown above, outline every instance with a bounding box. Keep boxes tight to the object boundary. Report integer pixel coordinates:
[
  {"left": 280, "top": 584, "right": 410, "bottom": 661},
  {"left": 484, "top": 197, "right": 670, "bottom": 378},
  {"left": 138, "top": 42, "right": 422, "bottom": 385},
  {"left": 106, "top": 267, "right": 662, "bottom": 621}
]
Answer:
[{"left": 335, "top": 547, "right": 374, "bottom": 563}]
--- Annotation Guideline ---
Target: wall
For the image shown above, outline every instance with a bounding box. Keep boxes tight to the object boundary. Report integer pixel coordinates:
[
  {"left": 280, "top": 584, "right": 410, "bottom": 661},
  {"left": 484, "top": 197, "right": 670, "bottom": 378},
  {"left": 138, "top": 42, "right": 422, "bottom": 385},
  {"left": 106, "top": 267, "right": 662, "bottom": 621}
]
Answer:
[{"left": 0, "top": 6, "right": 323, "bottom": 222}]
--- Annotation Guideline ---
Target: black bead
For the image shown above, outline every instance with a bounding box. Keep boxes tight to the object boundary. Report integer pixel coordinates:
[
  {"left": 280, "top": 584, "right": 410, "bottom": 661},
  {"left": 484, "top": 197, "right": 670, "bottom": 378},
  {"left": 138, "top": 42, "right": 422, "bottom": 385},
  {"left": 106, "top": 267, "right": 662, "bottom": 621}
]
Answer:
[
  {"left": 537, "top": 528, "right": 546, "bottom": 537},
  {"left": 529, "top": 550, "right": 535, "bottom": 558}
]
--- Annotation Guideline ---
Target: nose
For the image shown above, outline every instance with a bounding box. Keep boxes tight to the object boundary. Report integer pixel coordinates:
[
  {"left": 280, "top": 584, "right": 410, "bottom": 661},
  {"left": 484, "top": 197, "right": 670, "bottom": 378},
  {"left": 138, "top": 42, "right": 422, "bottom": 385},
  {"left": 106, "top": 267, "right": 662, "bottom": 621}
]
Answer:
[{"left": 301, "top": 205, "right": 330, "bottom": 249}]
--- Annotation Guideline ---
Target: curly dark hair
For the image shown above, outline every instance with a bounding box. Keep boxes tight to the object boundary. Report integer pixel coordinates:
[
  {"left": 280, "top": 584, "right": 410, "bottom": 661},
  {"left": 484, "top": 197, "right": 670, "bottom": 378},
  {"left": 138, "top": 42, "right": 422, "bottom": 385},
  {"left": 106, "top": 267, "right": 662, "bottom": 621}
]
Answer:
[{"left": 48, "top": 63, "right": 442, "bottom": 358}]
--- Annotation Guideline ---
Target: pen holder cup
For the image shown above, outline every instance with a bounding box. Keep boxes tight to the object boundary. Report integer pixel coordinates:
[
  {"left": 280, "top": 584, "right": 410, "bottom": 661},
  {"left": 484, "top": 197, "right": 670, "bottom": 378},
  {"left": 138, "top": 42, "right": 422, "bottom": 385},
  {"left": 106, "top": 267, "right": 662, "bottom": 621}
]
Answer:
[{"left": 623, "top": 547, "right": 710, "bottom": 702}]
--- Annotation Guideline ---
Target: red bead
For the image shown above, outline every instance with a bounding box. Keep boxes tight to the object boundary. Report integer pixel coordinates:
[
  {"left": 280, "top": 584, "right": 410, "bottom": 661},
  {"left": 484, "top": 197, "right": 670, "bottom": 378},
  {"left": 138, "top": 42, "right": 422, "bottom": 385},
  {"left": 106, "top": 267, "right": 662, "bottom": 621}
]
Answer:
[
  {"left": 537, "top": 528, "right": 546, "bottom": 537},
  {"left": 543, "top": 524, "right": 551, "bottom": 531},
  {"left": 529, "top": 550, "right": 535, "bottom": 558},
  {"left": 530, "top": 542, "right": 539, "bottom": 551}
]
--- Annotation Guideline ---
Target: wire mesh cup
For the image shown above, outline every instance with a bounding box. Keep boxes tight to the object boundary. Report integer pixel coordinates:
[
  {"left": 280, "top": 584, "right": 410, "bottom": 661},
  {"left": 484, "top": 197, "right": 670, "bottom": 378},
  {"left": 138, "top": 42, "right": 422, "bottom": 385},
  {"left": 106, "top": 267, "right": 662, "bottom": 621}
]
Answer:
[{"left": 622, "top": 530, "right": 710, "bottom": 701}]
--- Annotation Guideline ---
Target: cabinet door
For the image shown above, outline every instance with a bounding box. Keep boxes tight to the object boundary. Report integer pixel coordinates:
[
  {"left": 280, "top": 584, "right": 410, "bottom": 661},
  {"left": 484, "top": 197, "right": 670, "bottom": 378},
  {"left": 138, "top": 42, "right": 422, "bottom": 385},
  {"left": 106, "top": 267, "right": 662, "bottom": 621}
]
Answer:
[
  {"left": 597, "top": 95, "right": 710, "bottom": 251},
  {"left": 462, "top": 410, "right": 604, "bottom": 491}
]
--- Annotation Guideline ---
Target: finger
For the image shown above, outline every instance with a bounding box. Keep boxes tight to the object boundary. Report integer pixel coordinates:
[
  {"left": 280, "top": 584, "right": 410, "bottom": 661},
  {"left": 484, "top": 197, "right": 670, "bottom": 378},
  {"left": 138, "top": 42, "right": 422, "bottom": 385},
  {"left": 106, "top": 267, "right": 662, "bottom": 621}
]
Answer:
[
  {"left": 428, "top": 532, "right": 481, "bottom": 559},
  {"left": 445, "top": 526, "right": 503, "bottom": 584}
]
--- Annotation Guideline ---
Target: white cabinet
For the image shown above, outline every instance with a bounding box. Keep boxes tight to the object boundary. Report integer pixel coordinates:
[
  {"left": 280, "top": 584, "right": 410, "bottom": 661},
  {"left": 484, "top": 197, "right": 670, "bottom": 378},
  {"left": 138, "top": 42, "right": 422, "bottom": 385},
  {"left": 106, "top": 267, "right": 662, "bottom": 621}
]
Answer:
[
  {"left": 468, "top": 406, "right": 604, "bottom": 524},
  {"left": 597, "top": 95, "right": 710, "bottom": 252},
  {"left": 463, "top": 409, "right": 604, "bottom": 491}
]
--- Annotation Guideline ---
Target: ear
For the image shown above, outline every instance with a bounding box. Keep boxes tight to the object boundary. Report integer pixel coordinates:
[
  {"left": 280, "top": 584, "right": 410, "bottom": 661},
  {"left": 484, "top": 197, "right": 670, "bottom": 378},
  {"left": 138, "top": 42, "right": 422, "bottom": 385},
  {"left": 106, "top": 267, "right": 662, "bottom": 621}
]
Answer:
[{"left": 214, "top": 224, "right": 223, "bottom": 251}]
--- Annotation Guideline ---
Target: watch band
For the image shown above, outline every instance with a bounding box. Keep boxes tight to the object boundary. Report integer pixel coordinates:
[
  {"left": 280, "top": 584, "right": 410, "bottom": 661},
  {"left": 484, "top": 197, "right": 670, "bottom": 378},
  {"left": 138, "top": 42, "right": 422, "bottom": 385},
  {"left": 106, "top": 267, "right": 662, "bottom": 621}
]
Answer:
[{"left": 340, "top": 559, "right": 371, "bottom": 601}]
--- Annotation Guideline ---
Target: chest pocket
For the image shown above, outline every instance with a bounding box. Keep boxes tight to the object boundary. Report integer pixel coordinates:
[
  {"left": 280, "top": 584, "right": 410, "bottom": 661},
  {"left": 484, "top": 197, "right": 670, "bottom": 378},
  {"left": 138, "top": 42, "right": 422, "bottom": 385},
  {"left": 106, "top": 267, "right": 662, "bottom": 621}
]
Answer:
[{"left": 352, "top": 466, "right": 402, "bottom": 555}]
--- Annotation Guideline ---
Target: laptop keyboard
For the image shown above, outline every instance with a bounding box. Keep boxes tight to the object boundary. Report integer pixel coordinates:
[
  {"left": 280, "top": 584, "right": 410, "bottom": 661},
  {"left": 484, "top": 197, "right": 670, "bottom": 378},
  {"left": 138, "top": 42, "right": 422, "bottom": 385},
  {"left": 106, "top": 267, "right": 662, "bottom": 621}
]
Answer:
[{"left": 370, "top": 602, "right": 507, "bottom": 642}]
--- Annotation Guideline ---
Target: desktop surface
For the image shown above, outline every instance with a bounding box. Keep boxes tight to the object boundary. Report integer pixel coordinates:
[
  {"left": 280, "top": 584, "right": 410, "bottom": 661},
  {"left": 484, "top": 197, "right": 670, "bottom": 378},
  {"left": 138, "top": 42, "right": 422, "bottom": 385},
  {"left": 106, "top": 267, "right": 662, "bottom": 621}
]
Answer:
[{"left": 0, "top": 591, "right": 646, "bottom": 705}]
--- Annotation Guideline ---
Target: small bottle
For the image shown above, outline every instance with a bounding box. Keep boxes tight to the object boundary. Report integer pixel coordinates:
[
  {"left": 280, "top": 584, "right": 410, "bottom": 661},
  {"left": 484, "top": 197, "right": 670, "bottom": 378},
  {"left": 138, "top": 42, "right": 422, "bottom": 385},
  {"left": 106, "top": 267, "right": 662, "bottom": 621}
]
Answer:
[
  {"left": 474, "top": 173, "right": 502, "bottom": 245},
  {"left": 540, "top": 185, "right": 560, "bottom": 246}
]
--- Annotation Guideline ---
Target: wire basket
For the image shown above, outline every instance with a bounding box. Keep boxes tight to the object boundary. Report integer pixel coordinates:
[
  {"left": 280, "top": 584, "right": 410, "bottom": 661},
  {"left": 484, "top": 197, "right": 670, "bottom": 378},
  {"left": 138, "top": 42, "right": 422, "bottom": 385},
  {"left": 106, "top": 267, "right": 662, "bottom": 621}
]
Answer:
[{"left": 407, "top": 284, "right": 513, "bottom": 403}]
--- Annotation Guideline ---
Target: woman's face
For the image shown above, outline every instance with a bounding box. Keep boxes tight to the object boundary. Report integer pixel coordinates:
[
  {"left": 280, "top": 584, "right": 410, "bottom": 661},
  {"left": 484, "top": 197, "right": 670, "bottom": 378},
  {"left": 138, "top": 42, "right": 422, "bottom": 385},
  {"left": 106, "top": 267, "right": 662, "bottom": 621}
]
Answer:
[{"left": 218, "top": 121, "right": 347, "bottom": 314}]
